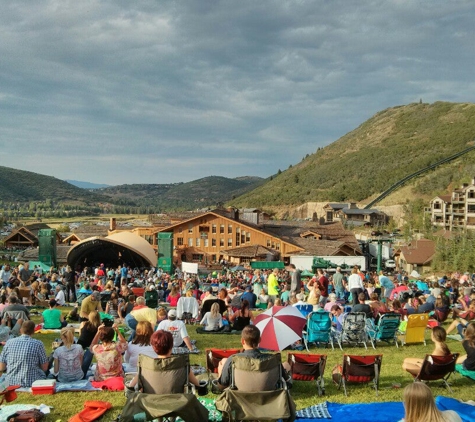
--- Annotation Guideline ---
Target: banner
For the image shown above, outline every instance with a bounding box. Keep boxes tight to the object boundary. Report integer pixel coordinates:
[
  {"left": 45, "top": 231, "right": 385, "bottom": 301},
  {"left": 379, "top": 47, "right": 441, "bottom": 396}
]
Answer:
[{"left": 181, "top": 261, "right": 199, "bottom": 274}]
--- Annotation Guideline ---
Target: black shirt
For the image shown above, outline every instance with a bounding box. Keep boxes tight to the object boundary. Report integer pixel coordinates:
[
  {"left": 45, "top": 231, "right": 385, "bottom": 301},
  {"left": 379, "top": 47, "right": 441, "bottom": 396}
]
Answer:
[{"left": 462, "top": 340, "right": 475, "bottom": 371}]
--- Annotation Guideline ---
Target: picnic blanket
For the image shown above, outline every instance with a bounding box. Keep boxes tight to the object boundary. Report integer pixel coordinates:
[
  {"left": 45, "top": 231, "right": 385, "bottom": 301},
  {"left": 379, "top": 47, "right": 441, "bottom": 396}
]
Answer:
[
  {"left": 295, "top": 398, "right": 475, "bottom": 422},
  {"left": 455, "top": 363, "right": 475, "bottom": 381}
]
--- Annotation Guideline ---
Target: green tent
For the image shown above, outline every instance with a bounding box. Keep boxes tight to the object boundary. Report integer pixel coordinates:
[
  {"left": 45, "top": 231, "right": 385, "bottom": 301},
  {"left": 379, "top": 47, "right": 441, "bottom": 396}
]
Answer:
[
  {"left": 301, "top": 269, "right": 314, "bottom": 277},
  {"left": 250, "top": 261, "right": 285, "bottom": 270}
]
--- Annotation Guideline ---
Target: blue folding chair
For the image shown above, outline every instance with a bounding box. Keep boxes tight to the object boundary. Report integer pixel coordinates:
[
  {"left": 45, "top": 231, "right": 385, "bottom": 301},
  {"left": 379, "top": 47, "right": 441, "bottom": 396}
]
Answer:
[
  {"left": 295, "top": 304, "right": 313, "bottom": 318},
  {"left": 302, "top": 311, "right": 334, "bottom": 351},
  {"left": 366, "top": 312, "right": 401, "bottom": 349}
]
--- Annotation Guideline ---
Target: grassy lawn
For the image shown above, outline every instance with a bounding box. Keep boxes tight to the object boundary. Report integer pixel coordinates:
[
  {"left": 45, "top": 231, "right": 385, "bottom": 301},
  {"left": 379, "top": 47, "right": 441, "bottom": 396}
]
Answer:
[{"left": 5, "top": 309, "right": 472, "bottom": 421}]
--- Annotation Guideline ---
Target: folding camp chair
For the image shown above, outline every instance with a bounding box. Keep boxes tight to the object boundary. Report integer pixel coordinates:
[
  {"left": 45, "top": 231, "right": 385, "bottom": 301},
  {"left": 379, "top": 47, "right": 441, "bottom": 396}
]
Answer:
[
  {"left": 399, "top": 314, "right": 429, "bottom": 346},
  {"left": 215, "top": 353, "right": 296, "bottom": 422},
  {"left": 120, "top": 354, "right": 209, "bottom": 422},
  {"left": 206, "top": 348, "right": 241, "bottom": 374},
  {"left": 337, "top": 354, "right": 383, "bottom": 397},
  {"left": 366, "top": 312, "right": 401, "bottom": 349},
  {"left": 295, "top": 304, "right": 313, "bottom": 318},
  {"left": 302, "top": 311, "right": 334, "bottom": 351},
  {"left": 335, "top": 312, "right": 368, "bottom": 350},
  {"left": 287, "top": 352, "right": 327, "bottom": 396},
  {"left": 413, "top": 353, "right": 460, "bottom": 393},
  {"left": 176, "top": 296, "right": 199, "bottom": 324}
]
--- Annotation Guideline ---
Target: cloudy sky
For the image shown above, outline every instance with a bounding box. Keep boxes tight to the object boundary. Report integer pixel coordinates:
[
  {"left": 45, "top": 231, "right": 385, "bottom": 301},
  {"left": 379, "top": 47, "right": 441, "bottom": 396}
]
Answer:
[{"left": 0, "top": 1, "right": 473, "bottom": 185}]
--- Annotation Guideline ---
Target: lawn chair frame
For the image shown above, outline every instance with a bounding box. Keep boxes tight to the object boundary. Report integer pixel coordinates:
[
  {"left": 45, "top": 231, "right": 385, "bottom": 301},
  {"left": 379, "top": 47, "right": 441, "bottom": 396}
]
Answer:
[
  {"left": 414, "top": 353, "right": 460, "bottom": 393},
  {"left": 287, "top": 352, "right": 327, "bottom": 396},
  {"left": 367, "top": 312, "right": 401, "bottom": 349},
  {"left": 338, "top": 354, "right": 383, "bottom": 397},
  {"left": 303, "top": 311, "right": 334, "bottom": 351}
]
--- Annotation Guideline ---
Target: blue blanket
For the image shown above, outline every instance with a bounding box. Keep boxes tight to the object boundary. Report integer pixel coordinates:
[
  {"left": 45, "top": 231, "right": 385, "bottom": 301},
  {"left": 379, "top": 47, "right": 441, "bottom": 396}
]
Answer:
[{"left": 295, "top": 397, "right": 475, "bottom": 422}]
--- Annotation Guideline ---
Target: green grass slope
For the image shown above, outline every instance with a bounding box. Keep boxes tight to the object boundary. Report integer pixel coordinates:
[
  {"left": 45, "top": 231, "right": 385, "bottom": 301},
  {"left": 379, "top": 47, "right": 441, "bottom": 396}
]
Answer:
[
  {"left": 231, "top": 102, "right": 475, "bottom": 208},
  {"left": 0, "top": 166, "right": 104, "bottom": 203},
  {"left": 99, "top": 176, "right": 265, "bottom": 211}
]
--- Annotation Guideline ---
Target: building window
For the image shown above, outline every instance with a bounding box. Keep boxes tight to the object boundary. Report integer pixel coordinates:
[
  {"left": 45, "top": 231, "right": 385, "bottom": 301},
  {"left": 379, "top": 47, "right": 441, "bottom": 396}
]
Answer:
[
  {"left": 212, "top": 238, "right": 216, "bottom": 247},
  {"left": 204, "top": 238, "right": 209, "bottom": 247},
  {"left": 188, "top": 238, "right": 193, "bottom": 247},
  {"left": 272, "top": 241, "right": 276, "bottom": 249},
  {"left": 246, "top": 232, "right": 251, "bottom": 242},
  {"left": 177, "top": 237, "right": 184, "bottom": 246},
  {"left": 192, "top": 254, "right": 203, "bottom": 261},
  {"left": 276, "top": 243, "right": 280, "bottom": 251},
  {"left": 212, "top": 224, "right": 217, "bottom": 234},
  {"left": 220, "top": 224, "right": 225, "bottom": 234},
  {"left": 178, "top": 226, "right": 183, "bottom": 233},
  {"left": 228, "top": 238, "right": 233, "bottom": 247},
  {"left": 235, "top": 232, "right": 240, "bottom": 246},
  {"left": 211, "top": 254, "right": 217, "bottom": 262},
  {"left": 188, "top": 224, "right": 193, "bottom": 234},
  {"left": 433, "top": 202, "right": 441, "bottom": 210},
  {"left": 196, "top": 238, "right": 201, "bottom": 247},
  {"left": 228, "top": 224, "right": 232, "bottom": 234},
  {"left": 220, "top": 238, "right": 224, "bottom": 247},
  {"left": 267, "top": 239, "right": 271, "bottom": 247}
]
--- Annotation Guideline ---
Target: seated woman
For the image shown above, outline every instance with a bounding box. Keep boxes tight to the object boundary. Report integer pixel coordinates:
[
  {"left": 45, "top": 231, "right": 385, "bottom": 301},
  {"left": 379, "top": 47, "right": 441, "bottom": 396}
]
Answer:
[
  {"left": 91, "top": 323, "right": 128, "bottom": 381},
  {"left": 456, "top": 321, "right": 475, "bottom": 371},
  {"left": 369, "top": 292, "right": 388, "bottom": 320},
  {"left": 77, "top": 310, "right": 101, "bottom": 349},
  {"left": 41, "top": 299, "right": 67, "bottom": 329},
  {"left": 105, "top": 292, "right": 123, "bottom": 320},
  {"left": 229, "top": 299, "right": 254, "bottom": 331},
  {"left": 200, "top": 302, "right": 223, "bottom": 332},
  {"left": 324, "top": 293, "right": 338, "bottom": 312},
  {"left": 401, "top": 382, "right": 461, "bottom": 422},
  {"left": 126, "top": 329, "right": 200, "bottom": 391},
  {"left": 446, "top": 300, "right": 475, "bottom": 336},
  {"left": 53, "top": 327, "right": 84, "bottom": 383},
  {"left": 124, "top": 321, "right": 157, "bottom": 373},
  {"left": 167, "top": 285, "right": 181, "bottom": 307},
  {"left": 402, "top": 326, "right": 451, "bottom": 376}
]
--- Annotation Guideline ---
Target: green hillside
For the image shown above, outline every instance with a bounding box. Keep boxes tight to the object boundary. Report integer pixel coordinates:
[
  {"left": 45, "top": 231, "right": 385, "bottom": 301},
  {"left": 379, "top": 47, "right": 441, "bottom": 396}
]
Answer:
[
  {"left": 230, "top": 101, "right": 475, "bottom": 208},
  {"left": 98, "top": 176, "right": 265, "bottom": 211},
  {"left": 0, "top": 166, "right": 104, "bottom": 203}
]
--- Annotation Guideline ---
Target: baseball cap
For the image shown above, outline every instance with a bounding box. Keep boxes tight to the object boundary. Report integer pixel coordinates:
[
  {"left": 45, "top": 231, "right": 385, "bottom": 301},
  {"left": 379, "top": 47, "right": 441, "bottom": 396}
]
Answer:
[
  {"left": 168, "top": 309, "right": 177, "bottom": 318},
  {"left": 92, "top": 292, "right": 101, "bottom": 300}
]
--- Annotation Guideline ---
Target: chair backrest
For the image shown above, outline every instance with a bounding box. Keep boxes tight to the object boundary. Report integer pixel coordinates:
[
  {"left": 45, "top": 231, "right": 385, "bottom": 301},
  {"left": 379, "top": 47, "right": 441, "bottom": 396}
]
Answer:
[
  {"left": 375, "top": 313, "right": 401, "bottom": 341},
  {"left": 341, "top": 312, "right": 367, "bottom": 344},
  {"left": 342, "top": 354, "right": 383, "bottom": 383},
  {"left": 231, "top": 353, "right": 282, "bottom": 392},
  {"left": 138, "top": 354, "right": 190, "bottom": 394},
  {"left": 416, "top": 353, "right": 460, "bottom": 382},
  {"left": 306, "top": 311, "right": 332, "bottom": 343},
  {"left": 206, "top": 348, "right": 241, "bottom": 373},
  {"left": 295, "top": 304, "right": 313, "bottom": 318},
  {"left": 177, "top": 296, "right": 199, "bottom": 318},
  {"left": 405, "top": 314, "right": 429, "bottom": 344},
  {"left": 287, "top": 353, "right": 326, "bottom": 381},
  {"left": 201, "top": 299, "right": 227, "bottom": 316}
]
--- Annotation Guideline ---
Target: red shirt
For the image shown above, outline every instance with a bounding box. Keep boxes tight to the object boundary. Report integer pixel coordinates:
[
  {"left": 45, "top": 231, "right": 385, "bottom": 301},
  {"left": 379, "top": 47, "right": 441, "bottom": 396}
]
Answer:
[{"left": 318, "top": 276, "right": 329, "bottom": 297}]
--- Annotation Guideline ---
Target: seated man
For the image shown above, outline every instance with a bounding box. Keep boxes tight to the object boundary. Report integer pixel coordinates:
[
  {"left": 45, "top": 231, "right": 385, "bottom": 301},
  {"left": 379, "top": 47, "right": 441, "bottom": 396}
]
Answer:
[
  {"left": 218, "top": 325, "right": 289, "bottom": 389},
  {"left": 79, "top": 291, "right": 103, "bottom": 321},
  {"left": 352, "top": 293, "right": 374, "bottom": 320},
  {"left": 0, "top": 320, "right": 49, "bottom": 387},
  {"left": 157, "top": 309, "right": 194, "bottom": 351},
  {"left": 1, "top": 295, "right": 30, "bottom": 326},
  {"left": 330, "top": 304, "right": 347, "bottom": 333}
]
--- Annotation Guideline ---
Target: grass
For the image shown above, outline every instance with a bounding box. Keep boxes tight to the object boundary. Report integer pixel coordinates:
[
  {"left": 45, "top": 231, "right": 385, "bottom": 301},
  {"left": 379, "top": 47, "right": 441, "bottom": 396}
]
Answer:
[{"left": 6, "top": 309, "right": 473, "bottom": 421}]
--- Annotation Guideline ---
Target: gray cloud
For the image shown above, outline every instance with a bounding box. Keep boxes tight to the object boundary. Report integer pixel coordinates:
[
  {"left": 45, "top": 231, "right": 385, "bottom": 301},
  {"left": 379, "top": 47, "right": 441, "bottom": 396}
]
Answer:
[{"left": 0, "top": 0, "right": 474, "bottom": 184}]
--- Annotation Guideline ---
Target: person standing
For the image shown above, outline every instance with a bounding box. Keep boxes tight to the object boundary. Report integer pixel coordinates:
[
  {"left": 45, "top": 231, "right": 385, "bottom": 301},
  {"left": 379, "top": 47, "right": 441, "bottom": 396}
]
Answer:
[
  {"left": 347, "top": 267, "right": 365, "bottom": 306},
  {"left": 63, "top": 265, "right": 77, "bottom": 303},
  {"left": 288, "top": 264, "right": 302, "bottom": 296},
  {"left": 0, "top": 320, "right": 49, "bottom": 387},
  {"left": 378, "top": 271, "right": 394, "bottom": 302},
  {"left": 267, "top": 269, "right": 280, "bottom": 303},
  {"left": 332, "top": 267, "right": 346, "bottom": 300}
]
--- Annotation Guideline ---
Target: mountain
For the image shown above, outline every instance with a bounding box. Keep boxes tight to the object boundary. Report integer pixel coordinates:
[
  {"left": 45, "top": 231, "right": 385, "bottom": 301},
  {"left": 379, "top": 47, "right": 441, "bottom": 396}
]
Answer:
[
  {"left": 97, "top": 176, "right": 265, "bottom": 211},
  {"left": 230, "top": 101, "right": 475, "bottom": 208},
  {"left": 0, "top": 166, "right": 105, "bottom": 203},
  {"left": 65, "top": 180, "right": 111, "bottom": 189}
]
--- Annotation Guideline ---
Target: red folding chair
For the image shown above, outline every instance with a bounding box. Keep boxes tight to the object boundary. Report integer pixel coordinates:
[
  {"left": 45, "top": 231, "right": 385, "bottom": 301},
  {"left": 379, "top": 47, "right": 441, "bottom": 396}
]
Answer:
[
  {"left": 413, "top": 353, "right": 459, "bottom": 393},
  {"left": 206, "top": 348, "right": 241, "bottom": 374},
  {"left": 287, "top": 353, "right": 327, "bottom": 396},
  {"left": 337, "top": 354, "right": 383, "bottom": 396}
]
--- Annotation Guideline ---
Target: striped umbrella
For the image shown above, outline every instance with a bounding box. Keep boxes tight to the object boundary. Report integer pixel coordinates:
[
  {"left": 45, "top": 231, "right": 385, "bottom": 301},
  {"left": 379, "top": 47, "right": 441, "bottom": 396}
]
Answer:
[{"left": 253, "top": 305, "right": 307, "bottom": 351}]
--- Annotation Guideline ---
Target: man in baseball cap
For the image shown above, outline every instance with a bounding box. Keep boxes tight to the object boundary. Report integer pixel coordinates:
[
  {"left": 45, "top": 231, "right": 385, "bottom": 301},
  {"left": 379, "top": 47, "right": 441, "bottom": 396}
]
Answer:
[
  {"left": 80, "top": 291, "right": 103, "bottom": 321},
  {"left": 157, "top": 308, "right": 195, "bottom": 351}
]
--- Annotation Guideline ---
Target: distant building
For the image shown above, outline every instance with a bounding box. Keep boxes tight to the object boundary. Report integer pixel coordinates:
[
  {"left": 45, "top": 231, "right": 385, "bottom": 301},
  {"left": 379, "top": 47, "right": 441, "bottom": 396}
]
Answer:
[
  {"left": 428, "top": 177, "right": 475, "bottom": 230},
  {"left": 323, "top": 203, "right": 388, "bottom": 227},
  {"left": 399, "top": 239, "right": 435, "bottom": 274}
]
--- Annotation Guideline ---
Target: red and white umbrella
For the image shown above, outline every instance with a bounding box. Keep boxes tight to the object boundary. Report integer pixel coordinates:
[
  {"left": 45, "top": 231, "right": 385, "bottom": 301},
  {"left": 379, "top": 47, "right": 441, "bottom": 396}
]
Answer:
[{"left": 253, "top": 305, "right": 307, "bottom": 351}]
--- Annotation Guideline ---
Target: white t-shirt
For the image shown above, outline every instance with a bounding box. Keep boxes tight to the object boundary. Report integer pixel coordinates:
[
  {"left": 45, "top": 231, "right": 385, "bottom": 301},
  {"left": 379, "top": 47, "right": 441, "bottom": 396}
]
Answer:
[
  {"left": 157, "top": 319, "right": 189, "bottom": 347},
  {"left": 55, "top": 290, "right": 66, "bottom": 306},
  {"left": 123, "top": 343, "right": 157, "bottom": 372}
]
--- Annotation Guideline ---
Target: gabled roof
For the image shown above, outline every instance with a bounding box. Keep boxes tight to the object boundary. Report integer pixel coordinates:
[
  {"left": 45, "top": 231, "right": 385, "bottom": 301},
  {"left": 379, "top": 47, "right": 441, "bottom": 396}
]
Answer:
[
  {"left": 220, "top": 244, "right": 278, "bottom": 258},
  {"left": 287, "top": 238, "right": 362, "bottom": 256},
  {"left": 71, "top": 225, "right": 109, "bottom": 239},
  {"left": 400, "top": 239, "right": 436, "bottom": 265},
  {"left": 323, "top": 203, "right": 348, "bottom": 210},
  {"left": 341, "top": 208, "right": 382, "bottom": 215},
  {"left": 3, "top": 227, "right": 38, "bottom": 244},
  {"left": 433, "top": 195, "right": 452, "bottom": 203}
]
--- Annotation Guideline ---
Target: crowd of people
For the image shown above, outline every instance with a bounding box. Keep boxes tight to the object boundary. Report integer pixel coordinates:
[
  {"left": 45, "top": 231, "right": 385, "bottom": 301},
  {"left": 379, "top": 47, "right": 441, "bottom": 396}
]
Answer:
[{"left": 0, "top": 260, "right": 473, "bottom": 421}]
